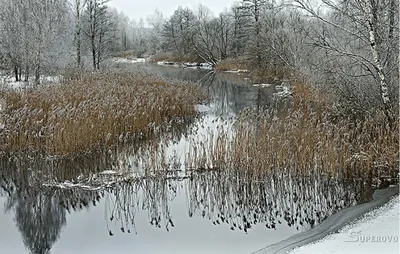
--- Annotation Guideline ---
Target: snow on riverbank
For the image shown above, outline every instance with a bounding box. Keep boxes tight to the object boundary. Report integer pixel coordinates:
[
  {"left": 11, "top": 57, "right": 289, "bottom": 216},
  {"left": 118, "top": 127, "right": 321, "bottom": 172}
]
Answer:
[
  {"left": 290, "top": 195, "right": 399, "bottom": 254},
  {"left": 113, "top": 57, "right": 147, "bottom": 63},
  {"left": 0, "top": 75, "right": 62, "bottom": 90}
]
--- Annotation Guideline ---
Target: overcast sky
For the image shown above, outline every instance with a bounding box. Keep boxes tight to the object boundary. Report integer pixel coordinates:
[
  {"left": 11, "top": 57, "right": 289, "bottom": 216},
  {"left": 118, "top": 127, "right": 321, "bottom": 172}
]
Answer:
[{"left": 108, "top": 0, "right": 237, "bottom": 23}]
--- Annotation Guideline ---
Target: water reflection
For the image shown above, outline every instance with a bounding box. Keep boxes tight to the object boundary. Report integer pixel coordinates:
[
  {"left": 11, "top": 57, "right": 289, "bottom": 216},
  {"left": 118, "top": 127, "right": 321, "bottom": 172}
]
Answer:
[
  {"left": 186, "top": 170, "right": 361, "bottom": 233},
  {"left": 0, "top": 64, "right": 375, "bottom": 253},
  {"left": 122, "top": 63, "right": 275, "bottom": 116},
  {"left": 0, "top": 157, "right": 99, "bottom": 254},
  {"left": 1, "top": 157, "right": 367, "bottom": 240}
]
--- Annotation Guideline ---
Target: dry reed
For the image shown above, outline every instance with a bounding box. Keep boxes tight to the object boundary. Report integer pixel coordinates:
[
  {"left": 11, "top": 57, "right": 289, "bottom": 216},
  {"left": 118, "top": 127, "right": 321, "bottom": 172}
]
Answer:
[
  {"left": 0, "top": 71, "right": 204, "bottom": 156},
  {"left": 188, "top": 82, "right": 399, "bottom": 179}
]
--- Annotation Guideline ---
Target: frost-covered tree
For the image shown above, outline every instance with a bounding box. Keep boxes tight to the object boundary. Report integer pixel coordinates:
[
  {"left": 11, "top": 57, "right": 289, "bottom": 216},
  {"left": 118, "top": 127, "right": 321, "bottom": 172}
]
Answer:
[
  {"left": 162, "top": 7, "right": 196, "bottom": 57},
  {"left": 0, "top": 0, "right": 71, "bottom": 83},
  {"left": 292, "top": 0, "right": 399, "bottom": 120},
  {"left": 192, "top": 5, "right": 219, "bottom": 65},
  {"left": 72, "top": 0, "right": 87, "bottom": 68},
  {"left": 83, "top": 0, "right": 112, "bottom": 70},
  {"left": 146, "top": 9, "right": 165, "bottom": 54}
]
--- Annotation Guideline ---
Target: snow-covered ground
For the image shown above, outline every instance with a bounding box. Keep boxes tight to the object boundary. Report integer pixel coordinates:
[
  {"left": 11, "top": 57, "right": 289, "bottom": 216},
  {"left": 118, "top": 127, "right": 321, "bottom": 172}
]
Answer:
[
  {"left": 113, "top": 57, "right": 147, "bottom": 64},
  {"left": 253, "top": 83, "right": 273, "bottom": 88},
  {"left": 290, "top": 195, "right": 399, "bottom": 254},
  {"left": 156, "top": 61, "right": 214, "bottom": 70},
  {"left": 0, "top": 75, "right": 62, "bottom": 90}
]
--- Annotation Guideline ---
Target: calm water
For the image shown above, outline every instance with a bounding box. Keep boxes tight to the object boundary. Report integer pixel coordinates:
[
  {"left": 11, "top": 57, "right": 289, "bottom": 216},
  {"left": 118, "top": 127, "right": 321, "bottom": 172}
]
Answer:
[{"left": 0, "top": 63, "right": 368, "bottom": 254}]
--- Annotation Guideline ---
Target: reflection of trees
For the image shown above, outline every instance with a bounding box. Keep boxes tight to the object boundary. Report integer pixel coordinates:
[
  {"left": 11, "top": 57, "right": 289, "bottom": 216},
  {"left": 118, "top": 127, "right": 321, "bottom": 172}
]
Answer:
[
  {"left": 14, "top": 193, "right": 65, "bottom": 254},
  {"left": 0, "top": 157, "right": 100, "bottom": 254}
]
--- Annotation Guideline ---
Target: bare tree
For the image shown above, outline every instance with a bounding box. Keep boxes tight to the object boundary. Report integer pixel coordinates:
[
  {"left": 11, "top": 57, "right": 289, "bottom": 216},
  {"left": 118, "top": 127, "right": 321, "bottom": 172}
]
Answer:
[
  {"left": 192, "top": 5, "right": 219, "bottom": 65},
  {"left": 72, "top": 0, "right": 87, "bottom": 68},
  {"left": 0, "top": 0, "right": 70, "bottom": 83},
  {"left": 162, "top": 7, "right": 196, "bottom": 58},
  {"left": 292, "top": 0, "right": 399, "bottom": 121},
  {"left": 84, "top": 0, "right": 111, "bottom": 70},
  {"left": 147, "top": 9, "right": 165, "bottom": 54}
]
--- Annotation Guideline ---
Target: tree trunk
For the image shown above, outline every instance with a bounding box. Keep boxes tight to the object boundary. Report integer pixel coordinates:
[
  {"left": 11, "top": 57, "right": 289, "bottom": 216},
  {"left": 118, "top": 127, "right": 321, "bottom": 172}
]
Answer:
[
  {"left": 76, "top": 0, "right": 82, "bottom": 68},
  {"left": 366, "top": 0, "right": 393, "bottom": 123},
  {"left": 35, "top": 67, "right": 40, "bottom": 85},
  {"left": 14, "top": 65, "right": 19, "bottom": 82},
  {"left": 24, "top": 64, "right": 29, "bottom": 82},
  {"left": 91, "top": 34, "right": 96, "bottom": 69}
]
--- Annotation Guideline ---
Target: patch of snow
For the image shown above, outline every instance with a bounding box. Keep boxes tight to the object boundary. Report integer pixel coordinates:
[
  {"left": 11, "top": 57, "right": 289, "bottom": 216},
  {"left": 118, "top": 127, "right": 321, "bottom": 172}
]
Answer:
[
  {"left": 157, "top": 61, "right": 180, "bottom": 67},
  {"left": 156, "top": 61, "right": 214, "bottom": 70},
  {"left": 253, "top": 83, "right": 273, "bottom": 88},
  {"left": 41, "top": 75, "right": 62, "bottom": 84},
  {"left": 196, "top": 104, "right": 211, "bottom": 113},
  {"left": 43, "top": 181, "right": 103, "bottom": 191},
  {"left": 99, "top": 170, "right": 118, "bottom": 175},
  {"left": 183, "top": 62, "right": 199, "bottom": 67},
  {"left": 223, "top": 69, "right": 249, "bottom": 74},
  {"left": 290, "top": 196, "right": 400, "bottom": 254},
  {"left": 10, "top": 82, "right": 27, "bottom": 90},
  {"left": 113, "top": 57, "right": 147, "bottom": 64},
  {"left": 0, "top": 75, "right": 61, "bottom": 90}
]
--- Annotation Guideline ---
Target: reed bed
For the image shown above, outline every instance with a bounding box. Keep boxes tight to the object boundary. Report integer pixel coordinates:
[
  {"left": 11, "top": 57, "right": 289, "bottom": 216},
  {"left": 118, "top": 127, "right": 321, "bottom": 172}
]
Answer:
[
  {"left": 188, "top": 84, "right": 399, "bottom": 179},
  {"left": 0, "top": 71, "right": 204, "bottom": 156}
]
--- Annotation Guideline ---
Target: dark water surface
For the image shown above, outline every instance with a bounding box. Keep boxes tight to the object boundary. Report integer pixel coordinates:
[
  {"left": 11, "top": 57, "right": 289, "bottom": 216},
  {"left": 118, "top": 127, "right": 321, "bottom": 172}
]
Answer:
[{"left": 0, "top": 63, "right": 369, "bottom": 254}]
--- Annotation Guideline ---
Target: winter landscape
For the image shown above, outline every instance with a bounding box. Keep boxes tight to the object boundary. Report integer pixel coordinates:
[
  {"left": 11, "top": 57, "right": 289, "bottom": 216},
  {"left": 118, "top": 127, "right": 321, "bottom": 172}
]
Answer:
[{"left": 0, "top": 0, "right": 398, "bottom": 254}]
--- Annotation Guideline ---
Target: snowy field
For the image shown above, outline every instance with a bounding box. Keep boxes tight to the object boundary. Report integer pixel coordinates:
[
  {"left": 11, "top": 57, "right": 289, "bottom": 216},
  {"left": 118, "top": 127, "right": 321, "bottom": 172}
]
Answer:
[
  {"left": 290, "top": 195, "right": 399, "bottom": 254},
  {"left": 0, "top": 75, "right": 62, "bottom": 90}
]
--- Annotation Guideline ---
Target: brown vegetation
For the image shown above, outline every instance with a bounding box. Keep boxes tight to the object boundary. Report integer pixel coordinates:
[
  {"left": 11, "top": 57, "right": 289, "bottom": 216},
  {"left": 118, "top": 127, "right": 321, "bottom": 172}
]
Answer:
[
  {"left": 0, "top": 71, "right": 204, "bottom": 156},
  {"left": 214, "top": 57, "right": 248, "bottom": 72},
  {"left": 188, "top": 83, "right": 399, "bottom": 179},
  {"left": 149, "top": 52, "right": 199, "bottom": 63}
]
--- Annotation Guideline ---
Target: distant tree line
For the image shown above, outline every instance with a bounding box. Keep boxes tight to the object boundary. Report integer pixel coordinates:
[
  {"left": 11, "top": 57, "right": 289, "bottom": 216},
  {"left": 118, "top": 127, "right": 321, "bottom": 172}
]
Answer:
[
  {"left": 0, "top": 0, "right": 152, "bottom": 82},
  {"left": 156, "top": 0, "right": 398, "bottom": 121},
  {"left": 0, "top": 0, "right": 398, "bottom": 120}
]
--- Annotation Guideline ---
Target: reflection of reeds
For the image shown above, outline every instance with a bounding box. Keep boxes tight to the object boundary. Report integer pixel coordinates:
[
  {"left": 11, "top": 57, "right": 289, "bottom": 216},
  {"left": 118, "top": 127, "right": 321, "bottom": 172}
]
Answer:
[
  {"left": 0, "top": 154, "right": 370, "bottom": 238},
  {"left": 186, "top": 169, "right": 363, "bottom": 233},
  {"left": 0, "top": 71, "right": 204, "bottom": 156}
]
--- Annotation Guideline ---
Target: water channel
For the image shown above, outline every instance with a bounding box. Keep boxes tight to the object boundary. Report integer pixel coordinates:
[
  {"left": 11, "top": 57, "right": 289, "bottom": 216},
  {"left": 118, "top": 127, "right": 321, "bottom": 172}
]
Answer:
[{"left": 0, "top": 63, "right": 374, "bottom": 254}]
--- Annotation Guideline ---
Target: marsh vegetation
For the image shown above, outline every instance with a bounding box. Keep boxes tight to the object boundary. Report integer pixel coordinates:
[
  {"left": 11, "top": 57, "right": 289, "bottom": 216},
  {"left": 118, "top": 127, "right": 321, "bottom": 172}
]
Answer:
[{"left": 0, "top": 71, "right": 204, "bottom": 156}]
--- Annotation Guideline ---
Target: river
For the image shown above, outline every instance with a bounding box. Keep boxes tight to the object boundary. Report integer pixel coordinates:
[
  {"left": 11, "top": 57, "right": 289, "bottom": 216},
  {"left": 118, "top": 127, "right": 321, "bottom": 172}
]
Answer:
[{"left": 0, "top": 63, "right": 377, "bottom": 254}]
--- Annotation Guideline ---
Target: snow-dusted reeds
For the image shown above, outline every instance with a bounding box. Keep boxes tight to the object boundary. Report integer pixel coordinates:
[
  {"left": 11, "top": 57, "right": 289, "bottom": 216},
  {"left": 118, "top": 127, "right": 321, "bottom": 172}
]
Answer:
[
  {"left": 188, "top": 84, "right": 399, "bottom": 179},
  {"left": 0, "top": 71, "right": 204, "bottom": 156}
]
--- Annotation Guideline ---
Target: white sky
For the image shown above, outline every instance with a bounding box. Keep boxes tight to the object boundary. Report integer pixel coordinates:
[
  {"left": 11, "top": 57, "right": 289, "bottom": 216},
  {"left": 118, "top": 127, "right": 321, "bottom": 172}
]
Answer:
[{"left": 108, "top": 0, "right": 236, "bottom": 22}]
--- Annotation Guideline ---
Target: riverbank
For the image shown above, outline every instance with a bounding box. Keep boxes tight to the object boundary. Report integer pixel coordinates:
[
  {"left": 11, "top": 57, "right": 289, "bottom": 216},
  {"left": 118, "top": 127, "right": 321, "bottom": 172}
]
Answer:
[
  {"left": 253, "top": 185, "right": 399, "bottom": 254},
  {"left": 289, "top": 193, "right": 399, "bottom": 254}
]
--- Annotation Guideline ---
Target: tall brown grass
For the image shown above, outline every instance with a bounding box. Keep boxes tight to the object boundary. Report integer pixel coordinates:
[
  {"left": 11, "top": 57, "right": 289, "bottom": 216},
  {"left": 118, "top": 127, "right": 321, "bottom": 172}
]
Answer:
[
  {"left": 215, "top": 57, "right": 248, "bottom": 72},
  {"left": 0, "top": 71, "right": 204, "bottom": 156},
  {"left": 188, "top": 82, "right": 399, "bottom": 180}
]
